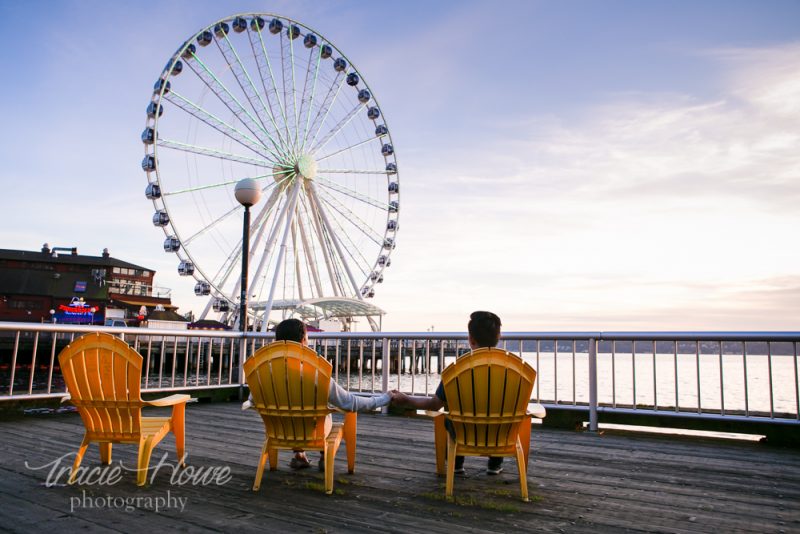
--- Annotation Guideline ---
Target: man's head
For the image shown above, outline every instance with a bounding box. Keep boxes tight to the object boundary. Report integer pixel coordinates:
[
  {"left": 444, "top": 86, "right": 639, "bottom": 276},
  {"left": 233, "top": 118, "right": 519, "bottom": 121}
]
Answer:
[
  {"left": 467, "top": 311, "right": 502, "bottom": 348},
  {"left": 274, "top": 318, "right": 308, "bottom": 345}
]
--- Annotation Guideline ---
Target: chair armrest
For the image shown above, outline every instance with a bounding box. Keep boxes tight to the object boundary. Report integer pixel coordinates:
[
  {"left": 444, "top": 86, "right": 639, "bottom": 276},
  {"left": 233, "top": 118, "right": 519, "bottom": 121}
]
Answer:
[
  {"left": 144, "top": 394, "right": 192, "bottom": 407},
  {"left": 527, "top": 403, "right": 546, "bottom": 419}
]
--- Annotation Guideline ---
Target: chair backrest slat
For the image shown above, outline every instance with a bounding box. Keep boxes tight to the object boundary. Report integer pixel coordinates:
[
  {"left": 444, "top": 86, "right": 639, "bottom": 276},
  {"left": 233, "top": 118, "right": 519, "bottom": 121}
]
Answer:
[
  {"left": 442, "top": 348, "right": 536, "bottom": 450},
  {"left": 58, "top": 333, "right": 143, "bottom": 439},
  {"left": 244, "top": 341, "right": 332, "bottom": 445}
]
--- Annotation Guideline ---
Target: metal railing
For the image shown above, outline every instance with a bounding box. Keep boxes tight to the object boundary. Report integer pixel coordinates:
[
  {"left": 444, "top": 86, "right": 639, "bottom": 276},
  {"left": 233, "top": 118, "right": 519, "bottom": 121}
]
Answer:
[{"left": 1, "top": 323, "right": 798, "bottom": 435}]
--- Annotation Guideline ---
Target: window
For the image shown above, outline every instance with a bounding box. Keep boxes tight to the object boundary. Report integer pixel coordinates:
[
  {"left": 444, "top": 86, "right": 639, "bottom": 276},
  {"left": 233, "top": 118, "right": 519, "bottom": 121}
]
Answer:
[{"left": 9, "top": 299, "right": 38, "bottom": 310}]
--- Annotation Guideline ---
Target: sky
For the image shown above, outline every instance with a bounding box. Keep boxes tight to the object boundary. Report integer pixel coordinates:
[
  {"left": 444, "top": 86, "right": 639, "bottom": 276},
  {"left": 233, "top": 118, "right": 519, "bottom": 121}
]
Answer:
[{"left": 1, "top": 0, "right": 798, "bottom": 332}]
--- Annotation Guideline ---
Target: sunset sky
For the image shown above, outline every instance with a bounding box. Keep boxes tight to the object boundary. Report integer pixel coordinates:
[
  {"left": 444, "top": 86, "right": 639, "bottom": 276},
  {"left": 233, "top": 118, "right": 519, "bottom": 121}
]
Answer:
[{"left": 1, "top": 0, "right": 798, "bottom": 331}]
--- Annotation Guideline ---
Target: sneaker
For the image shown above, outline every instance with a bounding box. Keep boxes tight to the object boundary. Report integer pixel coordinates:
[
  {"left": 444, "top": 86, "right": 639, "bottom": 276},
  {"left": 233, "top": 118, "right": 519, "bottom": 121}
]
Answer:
[
  {"left": 241, "top": 400, "right": 253, "bottom": 411},
  {"left": 290, "top": 455, "right": 311, "bottom": 470},
  {"left": 487, "top": 458, "right": 504, "bottom": 475},
  {"left": 454, "top": 457, "right": 465, "bottom": 475}
]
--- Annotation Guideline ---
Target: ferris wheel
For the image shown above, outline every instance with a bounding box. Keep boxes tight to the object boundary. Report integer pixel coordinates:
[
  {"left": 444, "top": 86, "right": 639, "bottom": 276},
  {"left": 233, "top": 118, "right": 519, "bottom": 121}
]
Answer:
[{"left": 141, "top": 13, "right": 399, "bottom": 331}]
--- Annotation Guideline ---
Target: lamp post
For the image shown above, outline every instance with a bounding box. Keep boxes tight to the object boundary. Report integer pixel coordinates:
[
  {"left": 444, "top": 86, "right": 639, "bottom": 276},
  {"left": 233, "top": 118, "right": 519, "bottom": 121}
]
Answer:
[
  {"left": 235, "top": 178, "right": 262, "bottom": 332},
  {"left": 235, "top": 178, "right": 261, "bottom": 397}
]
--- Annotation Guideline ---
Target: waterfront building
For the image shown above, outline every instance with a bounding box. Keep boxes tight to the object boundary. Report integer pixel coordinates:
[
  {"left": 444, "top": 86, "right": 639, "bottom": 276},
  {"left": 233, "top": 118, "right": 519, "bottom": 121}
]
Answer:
[{"left": 0, "top": 243, "right": 176, "bottom": 324}]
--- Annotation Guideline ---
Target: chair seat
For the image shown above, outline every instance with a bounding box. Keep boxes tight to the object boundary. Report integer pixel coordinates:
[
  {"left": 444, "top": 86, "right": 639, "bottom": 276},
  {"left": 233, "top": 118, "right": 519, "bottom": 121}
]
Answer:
[
  {"left": 454, "top": 443, "right": 519, "bottom": 456},
  {"left": 141, "top": 417, "right": 172, "bottom": 437}
]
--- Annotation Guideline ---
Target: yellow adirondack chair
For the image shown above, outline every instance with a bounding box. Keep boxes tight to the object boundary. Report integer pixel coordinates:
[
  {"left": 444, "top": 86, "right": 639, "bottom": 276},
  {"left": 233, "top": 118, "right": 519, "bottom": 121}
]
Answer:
[
  {"left": 244, "top": 340, "right": 357, "bottom": 495},
  {"left": 58, "top": 332, "right": 191, "bottom": 486},
  {"left": 431, "top": 347, "right": 544, "bottom": 501}
]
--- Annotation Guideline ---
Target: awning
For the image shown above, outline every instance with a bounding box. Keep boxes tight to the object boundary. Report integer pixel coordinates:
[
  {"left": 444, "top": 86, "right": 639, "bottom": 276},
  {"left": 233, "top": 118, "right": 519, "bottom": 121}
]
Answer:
[{"left": 250, "top": 297, "right": 384, "bottom": 319}]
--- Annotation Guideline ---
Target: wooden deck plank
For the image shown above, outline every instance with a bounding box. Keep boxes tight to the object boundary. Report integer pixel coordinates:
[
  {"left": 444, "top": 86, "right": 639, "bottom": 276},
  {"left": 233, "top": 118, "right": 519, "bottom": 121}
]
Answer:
[{"left": 1, "top": 402, "right": 798, "bottom": 533}]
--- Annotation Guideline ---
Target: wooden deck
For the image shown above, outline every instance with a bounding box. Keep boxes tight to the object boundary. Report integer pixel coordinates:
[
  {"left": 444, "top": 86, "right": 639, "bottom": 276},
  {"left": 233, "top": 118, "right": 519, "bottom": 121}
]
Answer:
[{"left": 1, "top": 402, "right": 798, "bottom": 533}]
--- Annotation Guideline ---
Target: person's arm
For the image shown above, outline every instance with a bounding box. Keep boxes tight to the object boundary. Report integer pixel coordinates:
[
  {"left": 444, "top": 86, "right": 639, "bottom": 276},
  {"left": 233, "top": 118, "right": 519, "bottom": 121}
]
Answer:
[
  {"left": 328, "top": 379, "right": 391, "bottom": 412},
  {"left": 389, "top": 390, "right": 444, "bottom": 411}
]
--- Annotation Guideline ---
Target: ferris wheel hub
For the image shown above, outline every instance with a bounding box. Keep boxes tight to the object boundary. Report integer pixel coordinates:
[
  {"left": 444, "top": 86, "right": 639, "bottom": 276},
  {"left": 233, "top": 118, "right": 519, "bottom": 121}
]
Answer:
[{"left": 295, "top": 153, "right": 318, "bottom": 180}]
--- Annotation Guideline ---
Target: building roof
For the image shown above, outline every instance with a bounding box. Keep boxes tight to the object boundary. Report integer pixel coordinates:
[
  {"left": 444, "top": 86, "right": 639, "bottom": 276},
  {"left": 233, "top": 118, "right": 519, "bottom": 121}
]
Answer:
[{"left": 0, "top": 247, "right": 152, "bottom": 272}]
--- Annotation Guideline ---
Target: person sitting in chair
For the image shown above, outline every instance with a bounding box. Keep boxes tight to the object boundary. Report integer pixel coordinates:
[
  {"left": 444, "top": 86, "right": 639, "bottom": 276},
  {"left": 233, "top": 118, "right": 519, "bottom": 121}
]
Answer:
[
  {"left": 243, "top": 318, "right": 392, "bottom": 469},
  {"left": 391, "top": 311, "right": 506, "bottom": 475}
]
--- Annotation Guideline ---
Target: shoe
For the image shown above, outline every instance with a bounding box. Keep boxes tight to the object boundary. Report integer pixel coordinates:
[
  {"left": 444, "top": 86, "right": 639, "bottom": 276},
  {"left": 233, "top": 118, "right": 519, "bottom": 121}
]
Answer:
[
  {"left": 290, "top": 456, "right": 311, "bottom": 469},
  {"left": 487, "top": 458, "right": 504, "bottom": 475},
  {"left": 241, "top": 400, "right": 253, "bottom": 411},
  {"left": 454, "top": 457, "right": 465, "bottom": 475}
]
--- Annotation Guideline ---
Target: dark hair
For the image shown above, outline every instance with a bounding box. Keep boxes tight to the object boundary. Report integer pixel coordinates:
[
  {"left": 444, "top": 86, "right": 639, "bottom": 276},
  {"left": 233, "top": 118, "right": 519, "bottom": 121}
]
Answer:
[
  {"left": 274, "top": 318, "right": 306, "bottom": 343},
  {"left": 468, "top": 311, "right": 502, "bottom": 348}
]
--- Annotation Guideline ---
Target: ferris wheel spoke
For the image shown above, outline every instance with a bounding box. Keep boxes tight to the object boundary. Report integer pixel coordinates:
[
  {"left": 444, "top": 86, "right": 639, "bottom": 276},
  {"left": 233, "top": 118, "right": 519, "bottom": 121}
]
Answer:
[
  {"left": 183, "top": 204, "right": 242, "bottom": 247},
  {"left": 248, "top": 24, "right": 291, "bottom": 148},
  {"left": 221, "top": 185, "right": 286, "bottom": 328},
  {"left": 216, "top": 32, "right": 290, "bottom": 152},
  {"left": 304, "top": 71, "right": 345, "bottom": 151},
  {"left": 288, "top": 27, "right": 302, "bottom": 150},
  {"left": 279, "top": 33, "right": 298, "bottom": 153},
  {"left": 162, "top": 170, "right": 291, "bottom": 197},
  {"left": 315, "top": 136, "right": 375, "bottom": 163},
  {"left": 309, "top": 103, "right": 366, "bottom": 155},
  {"left": 314, "top": 194, "right": 374, "bottom": 275},
  {"left": 307, "top": 182, "right": 367, "bottom": 299},
  {"left": 260, "top": 180, "right": 303, "bottom": 330},
  {"left": 290, "top": 223, "right": 304, "bottom": 300},
  {"left": 185, "top": 52, "right": 289, "bottom": 160},
  {"left": 298, "top": 47, "right": 323, "bottom": 154},
  {"left": 303, "top": 189, "right": 343, "bottom": 297},
  {"left": 182, "top": 180, "right": 283, "bottom": 247},
  {"left": 157, "top": 138, "right": 277, "bottom": 167},
  {"left": 295, "top": 207, "right": 324, "bottom": 296},
  {"left": 315, "top": 177, "right": 387, "bottom": 210},
  {"left": 164, "top": 91, "right": 271, "bottom": 160},
  {"left": 315, "top": 189, "right": 383, "bottom": 245},
  {"left": 317, "top": 168, "right": 391, "bottom": 175},
  {"left": 246, "top": 179, "right": 299, "bottom": 297}
]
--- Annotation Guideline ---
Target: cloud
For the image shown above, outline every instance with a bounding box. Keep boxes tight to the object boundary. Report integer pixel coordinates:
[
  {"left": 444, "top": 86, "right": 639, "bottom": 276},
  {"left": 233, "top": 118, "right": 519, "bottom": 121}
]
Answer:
[{"left": 378, "top": 41, "right": 800, "bottom": 330}]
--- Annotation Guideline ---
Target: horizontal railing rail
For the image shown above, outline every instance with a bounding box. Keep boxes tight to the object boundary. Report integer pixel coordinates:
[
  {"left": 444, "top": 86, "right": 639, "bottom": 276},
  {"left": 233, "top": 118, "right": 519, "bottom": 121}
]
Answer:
[{"left": 1, "top": 322, "right": 798, "bottom": 439}]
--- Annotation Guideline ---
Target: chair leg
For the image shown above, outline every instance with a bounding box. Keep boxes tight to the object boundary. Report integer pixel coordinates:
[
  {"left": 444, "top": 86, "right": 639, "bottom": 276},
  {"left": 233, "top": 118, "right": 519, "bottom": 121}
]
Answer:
[
  {"left": 172, "top": 402, "right": 187, "bottom": 467},
  {"left": 324, "top": 438, "right": 338, "bottom": 495},
  {"left": 343, "top": 411, "right": 357, "bottom": 474},
  {"left": 69, "top": 436, "right": 91, "bottom": 484},
  {"left": 519, "top": 415, "right": 532, "bottom": 472},
  {"left": 253, "top": 441, "right": 269, "bottom": 491},
  {"left": 99, "top": 442, "right": 112, "bottom": 465},
  {"left": 268, "top": 446, "right": 278, "bottom": 472},
  {"left": 433, "top": 415, "right": 446, "bottom": 476},
  {"left": 445, "top": 435, "right": 457, "bottom": 500},
  {"left": 515, "top": 439, "right": 529, "bottom": 502},
  {"left": 137, "top": 436, "right": 156, "bottom": 486}
]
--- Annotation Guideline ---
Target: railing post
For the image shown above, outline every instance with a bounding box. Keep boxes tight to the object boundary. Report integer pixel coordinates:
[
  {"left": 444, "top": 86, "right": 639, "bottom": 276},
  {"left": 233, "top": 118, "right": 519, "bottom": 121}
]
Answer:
[
  {"left": 588, "top": 337, "right": 598, "bottom": 432},
  {"left": 381, "top": 337, "right": 389, "bottom": 414}
]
